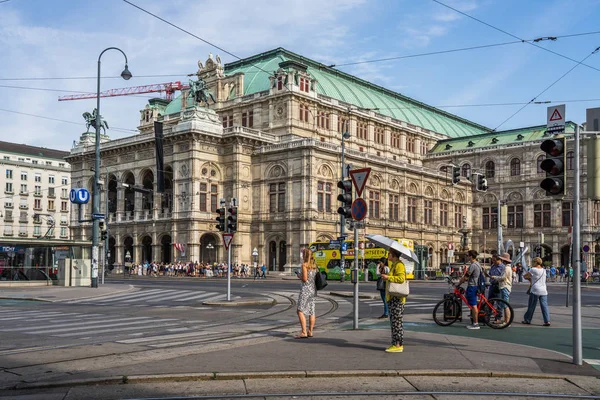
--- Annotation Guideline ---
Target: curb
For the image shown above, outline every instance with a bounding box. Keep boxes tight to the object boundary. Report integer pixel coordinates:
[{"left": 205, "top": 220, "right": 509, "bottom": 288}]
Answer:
[
  {"left": 202, "top": 298, "right": 277, "bottom": 306},
  {"left": 10, "top": 369, "right": 598, "bottom": 391}
]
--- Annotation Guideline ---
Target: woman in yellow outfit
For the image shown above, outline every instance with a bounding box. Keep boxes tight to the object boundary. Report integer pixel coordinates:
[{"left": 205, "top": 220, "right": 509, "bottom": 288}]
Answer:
[{"left": 380, "top": 247, "right": 406, "bottom": 353}]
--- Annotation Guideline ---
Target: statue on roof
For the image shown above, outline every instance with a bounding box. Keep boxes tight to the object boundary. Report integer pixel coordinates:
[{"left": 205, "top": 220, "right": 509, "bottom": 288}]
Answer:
[
  {"left": 83, "top": 108, "right": 109, "bottom": 134},
  {"left": 189, "top": 78, "right": 215, "bottom": 106}
]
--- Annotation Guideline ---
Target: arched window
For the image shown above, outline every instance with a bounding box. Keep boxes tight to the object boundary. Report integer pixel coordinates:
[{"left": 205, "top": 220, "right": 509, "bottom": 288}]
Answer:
[
  {"left": 537, "top": 155, "right": 545, "bottom": 174},
  {"left": 461, "top": 163, "right": 471, "bottom": 178},
  {"left": 566, "top": 151, "right": 574, "bottom": 170},
  {"left": 485, "top": 161, "right": 495, "bottom": 178},
  {"left": 510, "top": 158, "right": 521, "bottom": 176},
  {"left": 439, "top": 165, "right": 448, "bottom": 173}
]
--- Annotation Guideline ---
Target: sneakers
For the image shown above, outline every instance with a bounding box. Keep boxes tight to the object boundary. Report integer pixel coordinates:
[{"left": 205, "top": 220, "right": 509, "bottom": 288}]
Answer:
[
  {"left": 385, "top": 345, "right": 404, "bottom": 353},
  {"left": 378, "top": 314, "right": 389, "bottom": 319},
  {"left": 466, "top": 323, "right": 480, "bottom": 330}
]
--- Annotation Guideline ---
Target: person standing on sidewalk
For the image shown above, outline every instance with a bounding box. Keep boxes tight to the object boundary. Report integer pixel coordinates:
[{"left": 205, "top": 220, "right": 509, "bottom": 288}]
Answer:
[
  {"left": 457, "top": 250, "right": 482, "bottom": 330},
  {"left": 522, "top": 257, "right": 551, "bottom": 326},
  {"left": 380, "top": 248, "right": 407, "bottom": 353},
  {"left": 295, "top": 248, "right": 317, "bottom": 339},
  {"left": 376, "top": 257, "right": 390, "bottom": 319},
  {"left": 490, "top": 252, "right": 513, "bottom": 325}
]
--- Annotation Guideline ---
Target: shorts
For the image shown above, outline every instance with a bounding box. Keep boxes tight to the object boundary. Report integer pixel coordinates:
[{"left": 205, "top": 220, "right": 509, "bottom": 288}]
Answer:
[
  {"left": 465, "top": 286, "right": 478, "bottom": 306},
  {"left": 499, "top": 288, "right": 510, "bottom": 309}
]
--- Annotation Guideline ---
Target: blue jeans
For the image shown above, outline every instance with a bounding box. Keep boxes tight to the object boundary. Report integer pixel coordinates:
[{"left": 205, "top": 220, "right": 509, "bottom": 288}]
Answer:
[
  {"left": 523, "top": 294, "right": 550, "bottom": 324},
  {"left": 379, "top": 290, "right": 388, "bottom": 316}
]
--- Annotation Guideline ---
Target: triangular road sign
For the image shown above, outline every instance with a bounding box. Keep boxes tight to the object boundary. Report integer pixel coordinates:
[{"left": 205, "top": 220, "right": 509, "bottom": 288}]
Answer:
[
  {"left": 349, "top": 167, "right": 371, "bottom": 198},
  {"left": 222, "top": 233, "right": 234, "bottom": 250},
  {"left": 549, "top": 108, "right": 563, "bottom": 121}
]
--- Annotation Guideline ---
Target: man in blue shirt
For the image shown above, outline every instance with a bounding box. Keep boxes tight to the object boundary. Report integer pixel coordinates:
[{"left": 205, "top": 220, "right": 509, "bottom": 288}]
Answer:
[{"left": 488, "top": 254, "right": 505, "bottom": 300}]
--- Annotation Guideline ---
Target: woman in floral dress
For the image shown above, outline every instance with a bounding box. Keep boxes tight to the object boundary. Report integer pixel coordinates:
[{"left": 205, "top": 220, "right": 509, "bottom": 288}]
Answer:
[{"left": 295, "top": 248, "right": 317, "bottom": 338}]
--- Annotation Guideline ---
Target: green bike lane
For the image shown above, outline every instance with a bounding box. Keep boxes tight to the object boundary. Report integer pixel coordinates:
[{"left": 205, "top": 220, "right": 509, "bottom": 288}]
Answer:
[{"left": 345, "top": 304, "right": 600, "bottom": 371}]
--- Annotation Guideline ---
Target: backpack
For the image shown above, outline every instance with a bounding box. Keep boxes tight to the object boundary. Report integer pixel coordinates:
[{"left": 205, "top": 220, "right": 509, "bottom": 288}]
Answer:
[
  {"left": 315, "top": 270, "right": 328, "bottom": 290},
  {"left": 476, "top": 264, "right": 486, "bottom": 294}
]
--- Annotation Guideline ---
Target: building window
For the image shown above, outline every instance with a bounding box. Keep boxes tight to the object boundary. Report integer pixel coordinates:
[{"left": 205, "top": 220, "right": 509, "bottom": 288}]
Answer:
[
  {"left": 439, "top": 202, "right": 449, "bottom": 227},
  {"left": 60, "top": 227, "right": 67, "bottom": 237},
  {"left": 46, "top": 161, "right": 51, "bottom": 166},
  {"left": 534, "top": 203, "right": 551, "bottom": 228},
  {"left": 507, "top": 205, "right": 524, "bottom": 228},
  {"left": 4, "top": 201, "right": 12, "bottom": 208},
  {"left": 199, "top": 183, "right": 208, "bottom": 212},
  {"left": 566, "top": 151, "right": 574, "bottom": 170},
  {"left": 48, "top": 187, "right": 55, "bottom": 197},
  {"left": 510, "top": 158, "right": 521, "bottom": 176},
  {"left": 338, "top": 117, "right": 348, "bottom": 134},
  {"left": 20, "top": 172, "right": 27, "bottom": 181},
  {"left": 5, "top": 182, "right": 13, "bottom": 193},
  {"left": 210, "top": 184, "right": 217, "bottom": 212},
  {"left": 537, "top": 155, "right": 545, "bottom": 174},
  {"left": 20, "top": 184, "right": 27, "bottom": 194},
  {"left": 242, "top": 110, "right": 254, "bottom": 128},
  {"left": 33, "top": 226, "right": 41, "bottom": 236},
  {"left": 461, "top": 163, "right": 471, "bottom": 178},
  {"left": 299, "top": 104, "right": 309, "bottom": 122},
  {"left": 317, "top": 181, "right": 332, "bottom": 212},
  {"left": 421, "top": 141, "right": 428, "bottom": 155},
  {"left": 562, "top": 202, "right": 573, "bottom": 227},
  {"left": 59, "top": 163, "right": 65, "bottom": 168},
  {"left": 34, "top": 173, "right": 41, "bottom": 182},
  {"left": 61, "top": 188, "right": 68, "bottom": 198},
  {"left": 277, "top": 76, "right": 283, "bottom": 90},
  {"left": 32, "top": 160, "right": 38, "bottom": 165},
  {"left": 391, "top": 130, "right": 401, "bottom": 149},
  {"left": 61, "top": 201, "right": 68, "bottom": 212},
  {"left": 406, "top": 136, "right": 415, "bottom": 152},
  {"left": 424, "top": 200, "right": 433, "bottom": 225},
  {"left": 3, "top": 156, "right": 9, "bottom": 160},
  {"left": 389, "top": 194, "right": 399, "bottom": 221},
  {"left": 454, "top": 204, "right": 463, "bottom": 228},
  {"left": 407, "top": 197, "right": 417, "bottom": 223},
  {"left": 374, "top": 126, "right": 384, "bottom": 145},
  {"left": 49, "top": 175, "right": 55, "bottom": 184},
  {"left": 357, "top": 122, "right": 367, "bottom": 140},
  {"left": 317, "top": 111, "right": 330, "bottom": 129},
  {"left": 221, "top": 115, "right": 233, "bottom": 128},
  {"left": 299, "top": 77, "right": 309, "bottom": 92},
  {"left": 485, "top": 161, "right": 495, "bottom": 178},
  {"left": 48, "top": 200, "right": 55, "bottom": 211},
  {"left": 482, "top": 206, "right": 498, "bottom": 229},
  {"left": 61, "top": 177, "right": 68, "bottom": 185},
  {"left": 34, "top": 199, "right": 41, "bottom": 209},
  {"left": 368, "top": 190, "right": 380, "bottom": 218},
  {"left": 6, "top": 169, "right": 13, "bottom": 179},
  {"left": 269, "top": 183, "right": 286, "bottom": 213}
]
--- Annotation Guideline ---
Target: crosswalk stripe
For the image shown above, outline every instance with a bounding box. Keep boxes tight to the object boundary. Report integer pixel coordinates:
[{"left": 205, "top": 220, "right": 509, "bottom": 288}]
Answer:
[
  {"left": 202, "top": 294, "right": 227, "bottom": 302},
  {"left": 55, "top": 322, "right": 181, "bottom": 337},
  {"left": 145, "top": 291, "right": 198, "bottom": 302},
  {"left": 173, "top": 292, "right": 218, "bottom": 302},
  {"left": 117, "top": 330, "right": 215, "bottom": 344},
  {"left": 25, "top": 318, "right": 177, "bottom": 335},
  {"left": 107, "top": 289, "right": 180, "bottom": 303},
  {"left": 0, "top": 312, "right": 69, "bottom": 321},
  {"left": 0, "top": 316, "right": 153, "bottom": 332},
  {"left": 69, "top": 288, "right": 165, "bottom": 303}
]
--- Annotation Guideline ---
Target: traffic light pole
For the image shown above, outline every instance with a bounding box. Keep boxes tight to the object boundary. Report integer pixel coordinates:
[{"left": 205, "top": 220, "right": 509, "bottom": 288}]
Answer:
[
  {"left": 340, "top": 128, "right": 347, "bottom": 282},
  {"left": 572, "top": 124, "right": 582, "bottom": 365},
  {"left": 227, "top": 235, "right": 232, "bottom": 302},
  {"left": 353, "top": 197, "right": 359, "bottom": 330}
]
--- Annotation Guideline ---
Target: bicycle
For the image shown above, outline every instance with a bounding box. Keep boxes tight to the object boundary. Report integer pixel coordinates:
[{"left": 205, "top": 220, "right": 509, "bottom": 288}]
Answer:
[{"left": 432, "top": 277, "right": 514, "bottom": 329}]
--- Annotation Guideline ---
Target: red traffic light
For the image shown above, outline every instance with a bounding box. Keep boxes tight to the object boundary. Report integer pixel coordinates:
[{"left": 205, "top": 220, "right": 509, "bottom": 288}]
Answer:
[{"left": 540, "top": 139, "right": 564, "bottom": 157}]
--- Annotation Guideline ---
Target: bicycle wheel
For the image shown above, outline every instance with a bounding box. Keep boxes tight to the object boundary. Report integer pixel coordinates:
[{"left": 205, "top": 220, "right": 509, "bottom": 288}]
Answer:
[
  {"left": 433, "top": 299, "right": 460, "bottom": 326},
  {"left": 481, "top": 298, "right": 513, "bottom": 329}
]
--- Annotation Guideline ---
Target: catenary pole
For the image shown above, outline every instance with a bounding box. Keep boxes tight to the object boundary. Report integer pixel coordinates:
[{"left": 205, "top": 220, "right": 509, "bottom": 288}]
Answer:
[
  {"left": 572, "top": 124, "right": 582, "bottom": 365},
  {"left": 340, "top": 121, "right": 347, "bottom": 282},
  {"left": 353, "top": 195, "right": 359, "bottom": 329}
]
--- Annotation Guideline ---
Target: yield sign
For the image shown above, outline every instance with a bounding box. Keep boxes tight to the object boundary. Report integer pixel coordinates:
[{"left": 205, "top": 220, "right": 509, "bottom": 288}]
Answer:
[
  {"left": 349, "top": 167, "right": 371, "bottom": 198},
  {"left": 222, "top": 233, "right": 234, "bottom": 250}
]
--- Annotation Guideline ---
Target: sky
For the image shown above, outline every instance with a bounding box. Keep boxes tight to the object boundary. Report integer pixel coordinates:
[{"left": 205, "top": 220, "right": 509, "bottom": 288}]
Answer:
[{"left": 1, "top": 0, "right": 600, "bottom": 151}]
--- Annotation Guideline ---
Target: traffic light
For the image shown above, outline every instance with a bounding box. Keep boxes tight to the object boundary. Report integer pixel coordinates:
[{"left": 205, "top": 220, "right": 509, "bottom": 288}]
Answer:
[
  {"left": 227, "top": 206, "right": 237, "bottom": 232},
  {"left": 452, "top": 166, "right": 460, "bottom": 185},
  {"left": 101, "top": 230, "right": 108, "bottom": 241},
  {"left": 337, "top": 179, "right": 353, "bottom": 220},
  {"left": 216, "top": 207, "right": 226, "bottom": 231},
  {"left": 477, "top": 175, "right": 488, "bottom": 192},
  {"left": 540, "top": 136, "right": 566, "bottom": 196}
]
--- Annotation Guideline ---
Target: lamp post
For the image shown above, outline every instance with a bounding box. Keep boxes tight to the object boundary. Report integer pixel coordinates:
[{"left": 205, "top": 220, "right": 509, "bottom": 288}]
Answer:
[
  {"left": 92, "top": 47, "right": 131, "bottom": 288},
  {"left": 206, "top": 243, "right": 214, "bottom": 264}
]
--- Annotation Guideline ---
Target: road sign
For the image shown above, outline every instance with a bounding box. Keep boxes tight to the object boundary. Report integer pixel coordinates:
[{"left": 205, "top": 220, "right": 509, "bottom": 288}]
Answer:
[
  {"left": 448, "top": 243, "right": 454, "bottom": 251},
  {"left": 69, "top": 188, "right": 90, "bottom": 204},
  {"left": 351, "top": 198, "right": 367, "bottom": 221},
  {"left": 349, "top": 168, "right": 371, "bottom": 198},
  {"left": 92, "top": 213, "right": 105, "bottom": 220},
  {"left": 448, "top": 249, "right": 455, "bottom": 258},
  {"left": 222, "top": 233, "right": 234, "bottom": 250},
  {"left": 252, "top": 247, "right": 258, "bottom": 256},
  {"left": 583, "top": 245, "right": 590, "bottom": 253},
  {"left": 341, "top": 242, "right": 348, "bottom": 252},
  {"left": 329, "top": 240, "right": 340, "bottom": 246},
  {"left": 337, "top": 236, "right": 347, "bottom": 241},
  {"left": 547, "top": 104, "right": 565, "bottom": 134}
]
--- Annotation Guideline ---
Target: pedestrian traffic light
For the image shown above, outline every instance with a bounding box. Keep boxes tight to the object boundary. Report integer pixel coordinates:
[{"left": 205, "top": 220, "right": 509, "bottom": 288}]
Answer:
[
  {"left": 227, "top": 206, "right": 237, "bottom": 232},
  {"left": 216, "top": 207, "right": 226, "bottom": 232},
  {"left": 540, "top": 136, "right": 566, "bottom": 196},
  {"left": 337, "top": 179, "right": 353, "bottom": 220},
  {"left": 477, "top": 175, "right": 488, "bottom": 192},
  {"left": 101, "top": 230, "right": 108, "bottom": 241},
  {"left": 452, "top": 166, "right": 460, "bottom": 185}
]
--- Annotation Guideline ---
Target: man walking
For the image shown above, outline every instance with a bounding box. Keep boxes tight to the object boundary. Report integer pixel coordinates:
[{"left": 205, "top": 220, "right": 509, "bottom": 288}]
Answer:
[{"left": 457, "top": 250, "right": 482, "bottom": 330}]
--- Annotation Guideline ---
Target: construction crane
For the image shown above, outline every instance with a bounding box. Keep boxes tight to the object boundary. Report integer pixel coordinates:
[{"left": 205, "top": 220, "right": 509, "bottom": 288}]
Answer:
[{"left": 58, "top": 81, "right": 188, "bottom": 102}]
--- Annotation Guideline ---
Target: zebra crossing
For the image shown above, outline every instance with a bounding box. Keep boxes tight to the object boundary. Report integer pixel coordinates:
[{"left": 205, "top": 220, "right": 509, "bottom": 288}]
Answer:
[
  {"left": 65, "top": 288, "right": 242, "bottom": 307},
  {"left": 364, "top": 296, "right": 440, "bottom": 313}
]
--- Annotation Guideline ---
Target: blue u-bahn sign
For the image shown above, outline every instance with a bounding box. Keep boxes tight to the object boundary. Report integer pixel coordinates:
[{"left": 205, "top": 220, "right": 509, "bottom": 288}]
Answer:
[{"left": 69, "top": 188, "right": 90, "bottom": 204}]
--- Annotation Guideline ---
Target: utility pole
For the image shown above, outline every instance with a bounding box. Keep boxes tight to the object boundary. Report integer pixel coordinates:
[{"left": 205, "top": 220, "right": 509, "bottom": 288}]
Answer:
[
  {"left": 572, "top": 124, "right": 582, "bottom": 365},
  {"left": 353, "top": 189, "right": 359, "bottom": 329}
]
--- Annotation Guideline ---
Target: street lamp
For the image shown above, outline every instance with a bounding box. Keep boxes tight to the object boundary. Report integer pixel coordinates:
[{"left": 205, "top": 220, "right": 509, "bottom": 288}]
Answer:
[
  {"left": 91, "top": 47, "right": 131, "bottom": 288},
  {"left": 206, "top": 243, "right": 214, "bottom": 264}
]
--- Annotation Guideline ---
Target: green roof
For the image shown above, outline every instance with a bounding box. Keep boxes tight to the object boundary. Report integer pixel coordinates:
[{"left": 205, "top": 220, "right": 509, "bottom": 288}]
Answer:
[
  {"left": 164, "top": 48, "right": 490, "bottom": 138},
  {"left": 429, "top": 122, "right": 578, "bottom": 154}
]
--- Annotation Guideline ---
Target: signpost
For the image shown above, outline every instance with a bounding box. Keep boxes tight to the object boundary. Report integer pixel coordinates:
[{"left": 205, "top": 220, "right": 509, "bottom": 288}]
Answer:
[
  {"left": 547, "top": 104, "right": 566, "bottom": 134},
  {"left": 351, "top": 198, "right": 367, "bottom": 221}
]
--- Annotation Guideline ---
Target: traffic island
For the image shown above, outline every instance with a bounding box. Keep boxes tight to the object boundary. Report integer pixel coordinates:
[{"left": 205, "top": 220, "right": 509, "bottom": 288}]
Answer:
[{"left": 202, "top": 298, "right": 276, "bottom": 306}]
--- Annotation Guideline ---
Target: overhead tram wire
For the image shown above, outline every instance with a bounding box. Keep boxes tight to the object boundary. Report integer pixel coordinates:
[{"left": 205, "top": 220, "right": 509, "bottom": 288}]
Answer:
[
  {"left": 431, "top": 0, "right": 600, "bottom": 74},
  {"left": 493, "top": 45, "right": 600, "bottom": 131}
]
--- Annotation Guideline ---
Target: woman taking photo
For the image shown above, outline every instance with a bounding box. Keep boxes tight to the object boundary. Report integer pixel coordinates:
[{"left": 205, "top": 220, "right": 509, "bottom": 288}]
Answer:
[
  {"left": 522, "top": 257, "right": 551, "bottom": 326},
  {"left": 295, "top": 248, "right": 317, "bottom": 338},
  {"left": 380, "top": 248, "right": 407, "bottom": 353}
]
